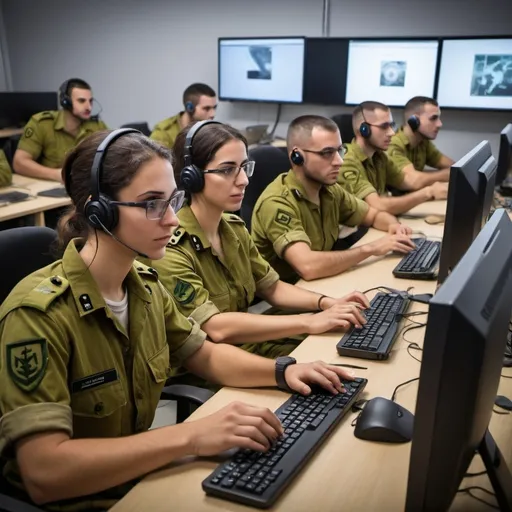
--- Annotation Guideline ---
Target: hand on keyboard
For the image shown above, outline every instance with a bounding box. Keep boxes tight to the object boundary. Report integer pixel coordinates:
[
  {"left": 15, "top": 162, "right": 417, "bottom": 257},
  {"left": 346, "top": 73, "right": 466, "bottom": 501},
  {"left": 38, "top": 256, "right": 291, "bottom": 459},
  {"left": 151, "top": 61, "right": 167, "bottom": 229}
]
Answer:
[
  {"left": 188, "top": 402, "right": 284, "bottom": 456},
  {"left": 308, "top": 302, "right": 368, "bottom": 332},
  {"left": 428, "top": 181, "right": 448, "bottom": 200},
  {"left": 324, "top": 290, "right": 371, "bottom": 310},
  {"left": 369, "top": 233, "right": 416, "bottom": 256}
]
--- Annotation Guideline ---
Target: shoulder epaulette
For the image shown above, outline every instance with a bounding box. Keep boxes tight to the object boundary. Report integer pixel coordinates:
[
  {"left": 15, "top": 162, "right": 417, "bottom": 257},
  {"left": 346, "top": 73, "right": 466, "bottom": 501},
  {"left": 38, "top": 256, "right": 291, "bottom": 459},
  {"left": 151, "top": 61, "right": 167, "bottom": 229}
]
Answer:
[
  {"left": 20, "top": 275, "right": 70, "bottom": 312},
  {"left": 223, "top": 213, "right": 246, "bottom": 225},
  {"left": 32, "top": 111, "right": 56, "bottom": 122},
  {"left": 135, "top": 263, "right": 159, "bottom": 280}
]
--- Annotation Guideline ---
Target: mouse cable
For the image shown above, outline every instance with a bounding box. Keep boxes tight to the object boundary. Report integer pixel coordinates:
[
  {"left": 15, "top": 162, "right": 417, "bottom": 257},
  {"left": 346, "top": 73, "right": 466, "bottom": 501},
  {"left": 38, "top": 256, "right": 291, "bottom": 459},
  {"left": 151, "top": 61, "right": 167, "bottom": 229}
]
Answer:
[
  {"left": 501, "top": 373, "right": 512, "bottom": 379},
  {"left": 492, "top": 408, "right": 510, "bottom": 415},
  {"left": 391, "top": 377, "right": 420, "bottom": 402},
  {"left": 464, "top": 469, "right": 487, "bottom": 478},
  {"left": 456, "top": 486, "right": 499, "bottom": 510},
  {"left": 401, "top": 321, "right": 426, "bottom": 363}
]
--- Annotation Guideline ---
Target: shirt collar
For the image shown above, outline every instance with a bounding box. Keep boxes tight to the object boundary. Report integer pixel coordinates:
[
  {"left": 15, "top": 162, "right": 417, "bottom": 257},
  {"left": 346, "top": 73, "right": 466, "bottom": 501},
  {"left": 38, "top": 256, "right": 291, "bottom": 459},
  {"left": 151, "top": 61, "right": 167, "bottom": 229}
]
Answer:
[
  {"left": 284, "top": 169, "right": 334, "bottom": 203},
  {"left": 348, "top": 140, "right": 369, "bottom": 163},
  {"left": 61, "top": 239, "right": 152, "bottom": 317},
  {"left": 54, "top": 110, "right": 99, "bottom": 134},
  {"left": 397, "top": 127, "right": 412, "bottom": 147}
]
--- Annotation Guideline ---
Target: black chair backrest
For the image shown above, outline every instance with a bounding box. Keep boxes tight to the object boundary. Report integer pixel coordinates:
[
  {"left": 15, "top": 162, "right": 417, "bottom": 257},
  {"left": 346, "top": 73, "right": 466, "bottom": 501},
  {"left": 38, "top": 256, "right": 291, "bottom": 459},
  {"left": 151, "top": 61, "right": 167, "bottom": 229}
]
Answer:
[
  {"left": 3, "top": 135, "right": 21, "bottom": 169},
  {"left": 331, "top": 114, "right": 355, "bottom": 144},
  {"left": 120, "top": 122, "right": 151, "bottom": 136},
  {"left": 0, "top": 227, "right": 58, "bottom": 305},
  {"left": 242, "top": 145, "right": 291, "bottom": 231}
]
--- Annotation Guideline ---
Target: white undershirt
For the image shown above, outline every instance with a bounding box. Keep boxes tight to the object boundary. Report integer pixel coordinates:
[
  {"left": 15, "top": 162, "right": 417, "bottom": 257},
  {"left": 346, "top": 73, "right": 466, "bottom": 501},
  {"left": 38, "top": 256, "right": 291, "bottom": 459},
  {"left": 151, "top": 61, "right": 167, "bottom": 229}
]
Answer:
[{"left": 105, "top": 290, "right": 129, "bottom": 332}]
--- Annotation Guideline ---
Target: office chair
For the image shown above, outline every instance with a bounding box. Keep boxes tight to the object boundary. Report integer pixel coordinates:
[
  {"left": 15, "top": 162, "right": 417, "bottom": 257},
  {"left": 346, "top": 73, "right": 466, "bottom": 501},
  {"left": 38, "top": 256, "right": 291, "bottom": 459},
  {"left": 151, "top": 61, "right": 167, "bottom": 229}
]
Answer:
[
  {"left": 2, "top": 135, "right": 21, "bottom": 170},
  {"left": 0, "top": 227, "right": 214, "bottom": 512},
  {"left": 241, "top": 145, "right": 291, "bottom": 231},
  {"left": 120, "top": 122, "right": 151, "bottom": 136},
  {"left": 331, "top": 114, "right": 355, "bottom": 144}
]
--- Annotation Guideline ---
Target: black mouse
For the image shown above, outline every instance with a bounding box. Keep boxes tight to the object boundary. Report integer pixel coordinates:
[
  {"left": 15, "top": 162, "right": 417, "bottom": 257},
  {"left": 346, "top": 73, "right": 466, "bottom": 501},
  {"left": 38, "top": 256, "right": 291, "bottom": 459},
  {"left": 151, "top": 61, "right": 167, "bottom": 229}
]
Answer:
[{"left": 354, "top": 397, "right": 414, "bottom": 443}]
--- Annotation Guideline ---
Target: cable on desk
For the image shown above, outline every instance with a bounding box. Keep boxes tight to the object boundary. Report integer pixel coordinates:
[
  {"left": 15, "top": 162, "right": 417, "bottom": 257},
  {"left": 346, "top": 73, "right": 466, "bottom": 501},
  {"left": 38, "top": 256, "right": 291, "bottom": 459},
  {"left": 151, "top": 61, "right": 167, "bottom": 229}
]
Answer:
[
  {"left": 464, "top": 470, "right": 487, "bottom": 478},
  {"left": 391, "top": 377, "right": 419, "bottom": 402},
  {"left": 492, "top": 408, "right": 510, "bottom": 415},
  {"left": 456, "top": 486, "right": 499, "bottom": 510},
  {"left": 502, "top": 373, "right": 512, "bottom": 379},
  {"left": 401, "top": 321, "right": 427, "bottom": 364}
]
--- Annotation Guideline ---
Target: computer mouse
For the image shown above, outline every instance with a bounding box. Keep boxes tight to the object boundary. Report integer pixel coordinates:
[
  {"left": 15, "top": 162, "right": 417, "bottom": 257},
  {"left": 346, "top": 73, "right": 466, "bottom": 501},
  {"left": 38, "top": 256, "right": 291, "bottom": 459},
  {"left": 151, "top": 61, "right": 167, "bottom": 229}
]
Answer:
[{"left": 354, "top": 397, "right": 414, "bottom": 443}]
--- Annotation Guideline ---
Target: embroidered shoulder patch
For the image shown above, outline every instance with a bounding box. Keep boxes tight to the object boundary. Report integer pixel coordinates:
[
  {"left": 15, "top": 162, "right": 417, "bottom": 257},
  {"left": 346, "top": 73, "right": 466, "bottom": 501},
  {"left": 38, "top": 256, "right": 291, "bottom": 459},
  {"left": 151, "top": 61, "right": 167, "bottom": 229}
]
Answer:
[
  {"left": 275, "top": 209, "right": 291, "bottom": 226},
  {"left": 173, "top": 279, "right": 196, "bottom": 305},
  {"left": 7, "top": 339, "right": 48, "bottom": 392}
]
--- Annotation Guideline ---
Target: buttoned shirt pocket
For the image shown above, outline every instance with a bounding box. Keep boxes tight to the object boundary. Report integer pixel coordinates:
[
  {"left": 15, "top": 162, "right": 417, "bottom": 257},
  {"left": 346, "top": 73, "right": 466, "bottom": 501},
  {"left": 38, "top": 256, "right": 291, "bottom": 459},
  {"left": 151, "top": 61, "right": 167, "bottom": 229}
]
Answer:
[
  {"left": 145, "top": 344, "right": 172, "bottom": 422},
  {"left": 71, "top": 378, "right": 127, "bottom": 438}
]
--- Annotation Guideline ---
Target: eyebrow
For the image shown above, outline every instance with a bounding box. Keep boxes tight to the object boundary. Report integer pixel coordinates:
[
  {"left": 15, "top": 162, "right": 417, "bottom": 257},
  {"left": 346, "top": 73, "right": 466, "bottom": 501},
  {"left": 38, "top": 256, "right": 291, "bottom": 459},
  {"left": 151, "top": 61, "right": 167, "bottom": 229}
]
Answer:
[
  {"left": 218, "top": 159, "right": 249, "bottom": 165},
  {"left": 137, "top": 190, "right": 166, "bottom": 198}
]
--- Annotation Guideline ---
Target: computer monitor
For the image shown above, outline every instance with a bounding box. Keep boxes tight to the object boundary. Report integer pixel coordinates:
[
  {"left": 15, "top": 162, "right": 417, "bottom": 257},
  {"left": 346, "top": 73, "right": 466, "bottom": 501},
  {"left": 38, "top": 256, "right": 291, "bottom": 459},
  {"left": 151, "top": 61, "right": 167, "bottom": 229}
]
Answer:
[
  {"left": 437, "top": 140, "right": 497, "bottom": 284},
  {"left": 218, "top": 37, "right": 305, "bottom": 103},
  {"left": 302, "top": 38, "right": 349, "bottom": 105},
  {"left": 437, "top": 37, "right": 512, "bottom": 110},
  {"left": 345, "top": 39, "right": 440, "bottom": 106},
  {"left": 495, "top": 123, "right": 512, "bottom": 189},
  {"left": 0, "top": 92, "right": 59, "bottom": 129},
  {"left": 405, "top": 208, "right": 512, "bottom": 511}
]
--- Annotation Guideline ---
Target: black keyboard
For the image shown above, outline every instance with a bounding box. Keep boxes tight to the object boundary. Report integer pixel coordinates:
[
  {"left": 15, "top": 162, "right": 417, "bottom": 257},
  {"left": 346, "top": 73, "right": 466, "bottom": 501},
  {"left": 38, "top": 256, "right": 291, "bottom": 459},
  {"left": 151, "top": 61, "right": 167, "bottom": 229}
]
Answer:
[
  {"left": 0, "top": 191, "right": 29, "bottom": 204},
  {"left": 202, "top": 378, "right": 368, "bottom": 509},
  {"left": 37, "top": 187, "right": 68, "bottom": 198},
  {"left": 393, "top": 237, "right": 440, "bottom": 279},
  {"left": 336, "top": 292, "right": 409, "bottom": 360}
]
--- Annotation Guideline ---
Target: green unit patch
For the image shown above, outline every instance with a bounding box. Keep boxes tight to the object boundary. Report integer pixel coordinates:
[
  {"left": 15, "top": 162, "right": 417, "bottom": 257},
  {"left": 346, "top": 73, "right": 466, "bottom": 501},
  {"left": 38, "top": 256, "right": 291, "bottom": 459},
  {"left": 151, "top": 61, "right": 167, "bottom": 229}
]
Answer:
[
  {"left": 173, "top": 279, "right": 196, "bottom": 305},
  {"left": 7, "top": 339, "right": 48, "bottom": 392},
  {"left": 275, "top": 209, "right": 291, "bottom": 226}
]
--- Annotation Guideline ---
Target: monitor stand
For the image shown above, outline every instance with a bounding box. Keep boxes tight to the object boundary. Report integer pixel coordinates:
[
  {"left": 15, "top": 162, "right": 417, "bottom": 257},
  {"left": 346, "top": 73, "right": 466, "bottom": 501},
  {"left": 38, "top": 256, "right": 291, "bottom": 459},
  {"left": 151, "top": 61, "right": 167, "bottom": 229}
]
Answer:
[{"left": 479, "top": 429, "right": 512, "bottom": 511}]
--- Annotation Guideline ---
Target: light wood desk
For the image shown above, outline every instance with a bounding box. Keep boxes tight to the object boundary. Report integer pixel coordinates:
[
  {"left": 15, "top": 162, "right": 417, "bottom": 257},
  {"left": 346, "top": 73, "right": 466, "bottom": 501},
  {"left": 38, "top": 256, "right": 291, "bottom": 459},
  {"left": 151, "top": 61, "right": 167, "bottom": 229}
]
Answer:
[
  {"left": 112, "top": 201, "right": 511, "bottom": 512},
  {"left": 0, "top": 127, "right": 23, "bottom": 139},
  {"left": 0, "top": 174, "right": 70, "bottom": 226}
]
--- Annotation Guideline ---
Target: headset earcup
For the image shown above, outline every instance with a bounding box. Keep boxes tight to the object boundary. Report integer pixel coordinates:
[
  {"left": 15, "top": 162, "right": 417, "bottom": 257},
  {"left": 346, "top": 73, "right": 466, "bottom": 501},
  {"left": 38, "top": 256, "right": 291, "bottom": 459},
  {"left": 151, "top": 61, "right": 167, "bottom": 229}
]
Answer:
[
  {"left": 84, "top": 195, "right": 118, "bottom": 231},
  {"left": 290, "top": 150, "right": 304, "bottom": 166},
  {"left": 180, "top": 165, "right": 204, "bottom": 193},
  {"left": 185, "top": 101, "right": 195, "bottom": 114},
  {"left": 407, "top": 115, "right": 420, "bottom": 132},
  {"left": 359, "top": 122, "right": 371, "bottom": 139}
]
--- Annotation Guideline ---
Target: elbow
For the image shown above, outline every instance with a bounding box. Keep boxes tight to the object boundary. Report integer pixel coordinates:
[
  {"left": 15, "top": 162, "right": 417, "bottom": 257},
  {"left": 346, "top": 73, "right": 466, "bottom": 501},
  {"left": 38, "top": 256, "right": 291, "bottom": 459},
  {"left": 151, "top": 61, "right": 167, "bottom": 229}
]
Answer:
[
  {"left": 295, "top": 262, "right": 317, "bottom": 282},
  {"left": 202, "top": 320, "right": 231, "bottom": 344},
  {"left": 22, "top": 470, "right": 63, "bottom": 505}
]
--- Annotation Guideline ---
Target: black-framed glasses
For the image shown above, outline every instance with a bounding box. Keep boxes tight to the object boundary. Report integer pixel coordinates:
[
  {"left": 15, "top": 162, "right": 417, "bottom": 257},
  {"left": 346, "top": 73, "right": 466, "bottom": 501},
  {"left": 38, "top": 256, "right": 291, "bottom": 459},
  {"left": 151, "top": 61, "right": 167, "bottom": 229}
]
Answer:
[
  {"left": 302, "top": 145, "right": 347, "bottom": 160},
  {"left": 203, "top": 160, "right": 255, "bottom": 178},
  {"left": 110, "top": 190, "right": 186, "bottom": 220},
  {"left": 364, "top": 121, "right": 397, "bottom": 131}
]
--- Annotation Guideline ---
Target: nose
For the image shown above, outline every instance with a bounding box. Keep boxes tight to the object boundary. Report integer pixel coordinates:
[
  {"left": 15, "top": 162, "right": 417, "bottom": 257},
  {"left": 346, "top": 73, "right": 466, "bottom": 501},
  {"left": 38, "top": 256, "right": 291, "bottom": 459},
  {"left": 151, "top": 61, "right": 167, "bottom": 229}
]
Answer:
[
  {"left": 236, "top": 167, "right": 249, "bottom": 187},
  {"left": 388, "top": 126, "right": 396, "bottom": 136},
  {"left": 161, "top": 203, "right": 179, "bottom": 227},
  {"left": 437, "top": 119, "right": 443, "bottom": 128},
  {"left": 333, "top": 151, "right": 343, "bottom": 166}
]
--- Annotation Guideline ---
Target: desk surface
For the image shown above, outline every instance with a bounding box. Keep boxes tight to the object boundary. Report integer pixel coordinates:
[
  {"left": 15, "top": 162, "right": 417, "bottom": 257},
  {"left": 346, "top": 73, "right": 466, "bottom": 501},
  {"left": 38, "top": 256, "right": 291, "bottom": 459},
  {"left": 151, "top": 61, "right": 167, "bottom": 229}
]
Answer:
[
  {"left": 111, "top": 201, "right": 511, "bottom": 512},
  {"left": 0, "top": 174, "right": 70, "bottom": 225},
  {"left": 0, "top": 127, "right": 23, "bottom": 139}
]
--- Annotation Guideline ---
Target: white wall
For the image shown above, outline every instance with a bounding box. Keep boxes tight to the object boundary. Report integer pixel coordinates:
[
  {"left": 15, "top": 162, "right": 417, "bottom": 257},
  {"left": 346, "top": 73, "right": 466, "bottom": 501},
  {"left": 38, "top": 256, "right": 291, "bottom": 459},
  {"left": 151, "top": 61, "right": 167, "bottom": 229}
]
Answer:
[
  {"left": 0, "top": 1, "right": 12, "bottom": 91},
  {"left": 2, "top": 0, "right": 512, "bottom": 160}
]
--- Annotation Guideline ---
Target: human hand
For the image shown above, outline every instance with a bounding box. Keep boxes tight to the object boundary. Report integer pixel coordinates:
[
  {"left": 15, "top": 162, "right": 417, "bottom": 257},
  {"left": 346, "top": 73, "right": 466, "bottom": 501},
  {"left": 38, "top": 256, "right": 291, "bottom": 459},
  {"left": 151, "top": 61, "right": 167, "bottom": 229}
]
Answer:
[{"left": 371, "top": 233, "right": 416, "bottom": 256}]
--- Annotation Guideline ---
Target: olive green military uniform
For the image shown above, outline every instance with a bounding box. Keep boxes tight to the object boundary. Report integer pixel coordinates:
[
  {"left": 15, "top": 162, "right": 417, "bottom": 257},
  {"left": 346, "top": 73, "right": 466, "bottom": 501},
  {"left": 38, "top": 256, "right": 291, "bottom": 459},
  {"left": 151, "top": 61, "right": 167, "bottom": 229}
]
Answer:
[
  {"left": 338, "top": 141, "right": 405, "bottom": 199},
  {"left": 0, "top": 149, "right": 12, "bottom": 187},
  {"left": 387, "top": 127, "right": 443, "bottom": 172},
  {"left": 251, "top": 171, "right": 369, "bottom": 283},
  {"left": 143, "top": 207, "right": 302, "bottom": 386},
  {"left": 150, "top": 113, "right": 182, "bottom": 149},
  {"left": 0, "top": 240, "right": 205, "bottom": 511},
  {"left": 17, "top": 111, "right": 108, "bottom": 169}
]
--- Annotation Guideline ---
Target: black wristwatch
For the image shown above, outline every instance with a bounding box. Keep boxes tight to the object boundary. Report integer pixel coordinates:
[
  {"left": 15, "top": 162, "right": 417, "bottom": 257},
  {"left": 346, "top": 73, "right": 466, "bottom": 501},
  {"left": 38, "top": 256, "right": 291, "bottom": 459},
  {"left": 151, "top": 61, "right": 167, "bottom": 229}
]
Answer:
[{"left": 275, "top": 356, "right": 297, "bottom": 392}]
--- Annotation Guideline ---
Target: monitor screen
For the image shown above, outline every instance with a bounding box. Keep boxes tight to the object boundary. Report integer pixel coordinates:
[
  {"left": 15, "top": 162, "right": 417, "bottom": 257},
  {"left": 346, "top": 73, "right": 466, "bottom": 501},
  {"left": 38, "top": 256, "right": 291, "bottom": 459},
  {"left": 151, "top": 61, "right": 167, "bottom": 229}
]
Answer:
[
  {"left": 303, "top": 38, "right": 349, "bottom": 105},
  {"left": 218, "top": 37, "right": 305, "bottom": 103},
  {"left": 437, "top": 140, "right": 497, "bottom": 284},
  {"left": 406, "top": 208, "right": 512, "bottom": 511},
  {"left": 437, "top": 38, "right": 512, "bottom": 110},
  {"left": 496, "top": 123, "right": 512, "bottom": 187},
  {"left": 0, "top": 92, "right": 58, "bottom": 129},
  {"left": 345, "top": 39, "right": 439, "bottom": 106}
]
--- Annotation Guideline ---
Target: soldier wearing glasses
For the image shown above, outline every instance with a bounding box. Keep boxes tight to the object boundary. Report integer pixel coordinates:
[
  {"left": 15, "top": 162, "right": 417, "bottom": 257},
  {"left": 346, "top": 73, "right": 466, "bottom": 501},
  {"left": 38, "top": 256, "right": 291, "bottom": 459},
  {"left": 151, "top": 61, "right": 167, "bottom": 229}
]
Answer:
[
  {"left": 338, "top": 101, "right": 448, "bottom": 216},
  {"left": 251, "top": 115, "right": 415, "bottom": 283}
]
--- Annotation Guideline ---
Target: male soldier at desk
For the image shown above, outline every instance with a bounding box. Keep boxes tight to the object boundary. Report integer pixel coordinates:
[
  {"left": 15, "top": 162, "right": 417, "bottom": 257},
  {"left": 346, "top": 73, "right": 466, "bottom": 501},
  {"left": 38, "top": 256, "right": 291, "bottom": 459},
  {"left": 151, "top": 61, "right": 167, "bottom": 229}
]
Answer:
[
  {"left": 0, "top": 149, "right": 12, "bottom": 187},
  {"left": 251, "top": 115, "right": 415, "bottom": 283},
  {"left": 13, "top": 78, "right": 108, "bottom": 182},
  {"left": 150, "top": 83, "right": 217, "bottom": 149},
  {"left": 338, "top": 101, "right": 448, "bottom": 215},
  {"left": 387, "top": 96, "right": 454, "bottom": 177}
]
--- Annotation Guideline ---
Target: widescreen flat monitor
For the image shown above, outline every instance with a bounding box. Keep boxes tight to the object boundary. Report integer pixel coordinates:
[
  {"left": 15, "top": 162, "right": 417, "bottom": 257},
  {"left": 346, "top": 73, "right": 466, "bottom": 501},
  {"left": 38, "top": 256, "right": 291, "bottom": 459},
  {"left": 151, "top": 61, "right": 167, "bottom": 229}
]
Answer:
[
  {"left": 437, "top": 140, "right": 497, "bottom": 284},
  {"left": 406, "top": 208, "right": 512, "bottom": 511},
  {"left": 496, "top": 123, "right": 512, "bottom": 187},
  {"left": 345, "top": 39, "right": 439, "bottom": 106},
  {"left": 437, "top": 38, "right": 512, "bottom": 110},
  {"left": 0, "top": 92, "right": 58, "bottom": 129},
  {"left": 303, "top": 38, "right": 349, "bottom": 105},
  {"left": 218, "top": 37, "right": 305, "bottom": 103}
]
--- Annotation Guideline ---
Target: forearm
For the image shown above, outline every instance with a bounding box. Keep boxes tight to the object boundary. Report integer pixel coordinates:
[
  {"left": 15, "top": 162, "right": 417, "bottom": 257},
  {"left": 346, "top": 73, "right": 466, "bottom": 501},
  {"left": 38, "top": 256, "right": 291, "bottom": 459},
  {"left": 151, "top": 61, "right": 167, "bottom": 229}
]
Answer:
[
  {"left": 203, "top": 311, "right": 310, "bottom": 344},
  {"left": 375, "top": 189, "right": 431, "bottom": 215},
  {"left": 14, "top": 157, "right": 61, "bottom": 181},
  {"left": 372, "top": 210, "right": 400, "bottom": 231},
  {"left": 185, "top": 341, "right": 276, "bottom": 388},
  {"left": 260, "top": 281, "right": 320, "bottom": 311},
  {"left": 21, "top": 426, "right": 192, "bottom": 504},
  {"left": 424, "top": 168, "right": 450, "bottom": 183}
]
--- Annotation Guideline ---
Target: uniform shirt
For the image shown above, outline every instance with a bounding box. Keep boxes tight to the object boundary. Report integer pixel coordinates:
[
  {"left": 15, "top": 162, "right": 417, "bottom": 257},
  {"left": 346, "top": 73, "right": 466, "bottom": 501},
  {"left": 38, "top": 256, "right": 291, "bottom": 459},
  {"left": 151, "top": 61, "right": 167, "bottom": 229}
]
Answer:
[
  {"left": 150, "top": 113, "right": 182, "bottom": 149},
  {"left": 0, "top": 149, "right": 12, "bottom": 187},
  {"left": 145, "top": 206, "right": 280, "bottom": 326},
  {"left": 17, "top": 110, "right": 108, "bottom": 169},
  {"left": 387, "top": 127, "right": 443, "bottom": 172},
  {"left": 338, "top": 141, "right": 405, "bottom": 199},
  {"left": 251, "top": 171, "right": 369, "bottom": 282},
  {"left": 0, "top": 240, "right": 205, "bottom": 511}
]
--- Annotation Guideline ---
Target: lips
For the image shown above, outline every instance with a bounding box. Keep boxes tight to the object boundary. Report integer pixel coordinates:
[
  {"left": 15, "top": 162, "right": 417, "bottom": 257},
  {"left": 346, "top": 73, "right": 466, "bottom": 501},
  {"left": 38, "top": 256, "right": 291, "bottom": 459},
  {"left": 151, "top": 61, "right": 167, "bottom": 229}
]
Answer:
[{"left": 154, "top": 235, "right": 171, "bottom": 242}]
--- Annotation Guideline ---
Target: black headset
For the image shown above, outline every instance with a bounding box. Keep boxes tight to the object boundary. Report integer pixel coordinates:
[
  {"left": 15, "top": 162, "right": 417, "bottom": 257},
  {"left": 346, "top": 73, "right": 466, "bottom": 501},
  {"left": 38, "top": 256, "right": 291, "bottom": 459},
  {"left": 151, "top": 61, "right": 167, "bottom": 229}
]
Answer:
[
  {"left": 407, "top": 115, "right": 421, "bottom": 132},
  {"left": 185, "top": 100, "right": 195, "bottom": 114},
  {"left": 180, "top": 120, "right": 222, "bottom": 193},
  {"left": 290, "top": 149, "right": 304, "bottom": 166},
  {"left": 65, "top": 129, "right": 141, "bottom": 232},
  {"left": 358, "top": 108, "right": 373, "bottom": 139}
]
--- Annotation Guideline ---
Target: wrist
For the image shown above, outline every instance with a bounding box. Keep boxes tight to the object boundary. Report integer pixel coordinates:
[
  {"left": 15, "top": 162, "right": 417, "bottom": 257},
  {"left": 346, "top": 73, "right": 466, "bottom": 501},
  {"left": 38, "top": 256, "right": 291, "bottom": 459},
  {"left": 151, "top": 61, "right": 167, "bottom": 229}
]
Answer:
[
  {"left": 317, "top": 294, "right": 329, "bottom": 311},
  {"left": 425, "top": 186, "right": 433, "bottom": 201},
  {"left": 275, "top": 356, "right": 296, "bottom": 392}
]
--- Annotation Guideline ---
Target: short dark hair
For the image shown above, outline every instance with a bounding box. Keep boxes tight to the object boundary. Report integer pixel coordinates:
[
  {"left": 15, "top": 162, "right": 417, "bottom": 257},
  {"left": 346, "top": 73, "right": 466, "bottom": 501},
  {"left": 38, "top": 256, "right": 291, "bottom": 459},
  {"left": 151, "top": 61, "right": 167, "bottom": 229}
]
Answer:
[
  {"left": 173, "top": 122, "right": 247, "bottom": 190},
  {"left": 352, "top": 101, "right": 389, "bottom": 121},
  {"left": 183, "top": 83, "right": 216, "bottom": 108},
  {"left": 58, "top": 131, "right": 172, "bottom": 253},
  {"left": 404, "top": 96, "right": 438, "bottom": 118},
  {"left": 287, "top": 115, "right": 339, "bottom": 149},
  {"left": 66, "top": 78, "right": 92, "bottom": 96}
]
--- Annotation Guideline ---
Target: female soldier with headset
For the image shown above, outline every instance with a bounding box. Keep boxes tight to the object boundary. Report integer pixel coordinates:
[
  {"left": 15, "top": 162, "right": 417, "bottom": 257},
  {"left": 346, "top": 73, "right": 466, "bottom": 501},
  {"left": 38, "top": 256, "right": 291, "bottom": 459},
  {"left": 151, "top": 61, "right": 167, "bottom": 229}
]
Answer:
[
  {"left": 143, "top": 121, "right": 370, "bottom": 387},
  {"left": 0, "top": 129, "right": 357, "bottom": 510}
]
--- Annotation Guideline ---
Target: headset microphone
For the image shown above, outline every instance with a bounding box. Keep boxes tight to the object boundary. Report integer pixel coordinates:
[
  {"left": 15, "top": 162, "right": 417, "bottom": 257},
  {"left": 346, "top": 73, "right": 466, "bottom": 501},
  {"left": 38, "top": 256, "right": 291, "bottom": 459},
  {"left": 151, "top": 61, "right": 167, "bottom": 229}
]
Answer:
[{"left": 89, "top": 214, "right": 149, "bottom": 259}]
